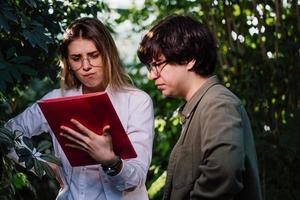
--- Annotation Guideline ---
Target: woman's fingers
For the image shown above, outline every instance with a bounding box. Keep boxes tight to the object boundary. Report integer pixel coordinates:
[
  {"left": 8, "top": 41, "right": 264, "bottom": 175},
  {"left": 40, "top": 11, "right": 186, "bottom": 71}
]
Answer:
[
  {"left": 60, "top": 131, "right": 89, "bottom": 149},
  {"left": 103, "top": 125, "right": 110, "bottom": 136},
  {"left": 60, "top": 124, "right": 87, "bottom": 141},
  {"left": 60, "top": 124, "right": 90, "bottom": 151},
  {"left": 65, "top": 143, "right": 88, "bottom": 152},
  {"left": 60, "top": 122, "right": 114, "bottom": 162},
  {"left": 70, "top": 119, "right": 93, "bottom": 137}
]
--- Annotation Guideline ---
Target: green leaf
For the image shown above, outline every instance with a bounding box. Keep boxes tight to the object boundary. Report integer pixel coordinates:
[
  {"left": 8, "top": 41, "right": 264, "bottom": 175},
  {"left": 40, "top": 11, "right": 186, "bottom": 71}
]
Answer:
[
  {"left": 0, "top": 70, "right": 13, "bottom": 87},
  {"left": 30, "top": 20, "right": 43, "bottom": 27},
  {"left": 0, "top": 13, "right": 9, "bottom": 32},
  {"left": 0, "top": 55, "right": 8, "bottom": 69},
  {"left": 36, "top": 140, "right": 52, "bottom": 152},
  {"left": 2, "top": 7, "right": 17, "bottom": 23},
  {"left": 0, "top": 130, "right": 14, "bottom": 148},
  {"left": 21, "top": 26, "right": 51, "bottom": 52},
  {"left": 0, "top": 136, "right": 14, "bottom": 147},
  {"left": 233, "top": 4, "right": 241, "bottom": 17},
  {"left": 32, "top": 31, "right": 49, "bottom": 52},
  {"left": 12, "top": 173, "right": 29, "bottom": 189},
  {"left": 1, "top": 88, "right": 9, "bottom": 99},
  {"left": 13, "top": 130, "right": 23, "bottom": 140},
  {"left": 39, "top": 161, "right": 56, "bottom": 178},
  {"left": 0, "top": 133, "right": 12, "bottom": 142},
  {"left": 10, "top": 56, "right": 32, "bottom": 64},
  {"left": 5, "top": 47, "right": 16, "bottom": 60},
  {"left": 24, "top": 156, "right": 34, "bottom": 170},
  {"left": 13, "top": 64, "right": 36, "bottom": 76},
  {"left": 0, "top": 62, "right": 7, "bottom": 70},
  {"left": 0, "top": 127, "right": 14, "bottom": 140},
  {"left": 21, "top": 30, "right": 36, "bottom": 47},
  {"left": 18, "top": 155, "right": 27, "bottom": 163},
  {"left": 22, "top": 136, "right": 34, "bottom": 150},
  {"left": 8, "top": 68, "right": 21, "bottom": 82},
  {"left": 16, "top": 147, "right": 31, "bottom": 157},
  {"left": 33, "top": 159, "right": 44, "bottom": 178},
  {"left": 24, "top": 0, "right": 37, "bottom": 8},
  {"left": 40, "top": 153, "right": 61, "bottom": 166},
  {"left": 148, "top": 171, "right": 167, "bottom": 198}
]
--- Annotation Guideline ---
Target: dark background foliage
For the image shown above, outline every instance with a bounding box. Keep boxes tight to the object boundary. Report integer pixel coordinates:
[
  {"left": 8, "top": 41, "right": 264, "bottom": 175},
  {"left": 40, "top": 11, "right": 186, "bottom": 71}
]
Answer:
[{"left": 0, "top": 0, "right": 299, "bottom": 199}]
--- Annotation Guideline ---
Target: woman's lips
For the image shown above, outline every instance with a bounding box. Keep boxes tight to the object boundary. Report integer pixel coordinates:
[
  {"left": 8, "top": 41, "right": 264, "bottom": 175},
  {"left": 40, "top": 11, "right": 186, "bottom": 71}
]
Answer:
[{"left": 83, "top": 73, "right": 95, "bottom": 78}]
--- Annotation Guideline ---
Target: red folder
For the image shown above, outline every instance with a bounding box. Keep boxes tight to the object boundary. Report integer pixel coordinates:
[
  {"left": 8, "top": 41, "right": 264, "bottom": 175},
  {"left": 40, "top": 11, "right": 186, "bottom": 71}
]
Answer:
[{"left": 38, "top": 92, "right": 137, "bottom": 166}]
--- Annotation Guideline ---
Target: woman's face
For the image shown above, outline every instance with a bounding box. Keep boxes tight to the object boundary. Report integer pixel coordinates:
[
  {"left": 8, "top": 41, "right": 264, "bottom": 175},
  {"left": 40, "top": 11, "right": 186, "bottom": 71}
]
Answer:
[{"left": 67, "top": 38, "right": 106, "bottom": 93}]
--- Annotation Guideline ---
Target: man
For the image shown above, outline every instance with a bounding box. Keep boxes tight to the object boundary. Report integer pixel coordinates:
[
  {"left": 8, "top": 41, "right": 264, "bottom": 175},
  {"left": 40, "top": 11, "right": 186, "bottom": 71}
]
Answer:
[{"left": 137, "top": 15, "right": 262, "bottom": 200}]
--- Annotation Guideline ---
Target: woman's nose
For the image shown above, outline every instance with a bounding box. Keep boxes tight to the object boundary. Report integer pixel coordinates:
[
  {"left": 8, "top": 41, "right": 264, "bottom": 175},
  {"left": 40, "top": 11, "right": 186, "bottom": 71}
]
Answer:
[{"left": 82, "top": 58, "right": 92, "bottom": 70}]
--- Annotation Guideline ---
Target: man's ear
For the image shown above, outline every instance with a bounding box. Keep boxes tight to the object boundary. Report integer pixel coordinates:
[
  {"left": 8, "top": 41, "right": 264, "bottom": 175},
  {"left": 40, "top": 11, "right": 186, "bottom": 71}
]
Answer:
[{"left": 186, "top": 59, "right": 196, "bottom": 71}]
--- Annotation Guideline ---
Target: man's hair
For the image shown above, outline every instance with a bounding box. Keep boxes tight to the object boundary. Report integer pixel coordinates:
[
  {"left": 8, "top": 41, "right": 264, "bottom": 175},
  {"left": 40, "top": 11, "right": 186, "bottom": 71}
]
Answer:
[
  {"left": 137, "top": 15, "right": 217, "bottom": 76},
  {"left": 59, "top": 17, "right": 131, "bottom": 90}
]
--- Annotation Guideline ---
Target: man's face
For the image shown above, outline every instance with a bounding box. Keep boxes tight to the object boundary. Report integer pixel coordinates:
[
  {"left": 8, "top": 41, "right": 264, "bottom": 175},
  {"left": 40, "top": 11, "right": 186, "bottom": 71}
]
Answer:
[{"left": 148, "top": 56, "right": 190, "bottom": 98}]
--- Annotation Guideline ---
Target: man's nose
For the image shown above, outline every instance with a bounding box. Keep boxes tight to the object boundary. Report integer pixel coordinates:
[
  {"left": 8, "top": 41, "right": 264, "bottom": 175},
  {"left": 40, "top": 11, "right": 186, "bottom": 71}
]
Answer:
[{"left": 149, "top": 70, "right": 158, "bottom": 80}]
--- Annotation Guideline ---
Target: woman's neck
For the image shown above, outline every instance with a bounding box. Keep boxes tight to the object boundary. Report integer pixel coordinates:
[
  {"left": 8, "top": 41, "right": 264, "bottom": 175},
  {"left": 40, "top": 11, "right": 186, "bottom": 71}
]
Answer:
[{"left": 82, "top": 85, "right": 106, "bottom": 94}]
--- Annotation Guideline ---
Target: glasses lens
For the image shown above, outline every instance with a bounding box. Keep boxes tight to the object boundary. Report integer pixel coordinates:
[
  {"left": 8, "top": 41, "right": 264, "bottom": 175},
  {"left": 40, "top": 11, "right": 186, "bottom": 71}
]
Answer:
[
  {"left": 88, "top": 54, "right": 101, "bottom": 66},
  {"left": 67, "top": 58, "right": 80, "bottom": 70},
  {"left": 68, "top": 53, "right": 101, "bottom": 70},
  {"left": 148, "top": 60, "right": 167, "bottom": 72},
  {"left": 146, "top": 64, "right": 152, "bottom": 72}
]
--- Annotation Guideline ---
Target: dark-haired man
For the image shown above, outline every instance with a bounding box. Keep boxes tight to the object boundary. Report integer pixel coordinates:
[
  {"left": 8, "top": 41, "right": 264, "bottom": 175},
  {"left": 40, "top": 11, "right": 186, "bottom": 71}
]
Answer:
[{"left": 138, "top": 15, "right": 262, "bottom": 200}]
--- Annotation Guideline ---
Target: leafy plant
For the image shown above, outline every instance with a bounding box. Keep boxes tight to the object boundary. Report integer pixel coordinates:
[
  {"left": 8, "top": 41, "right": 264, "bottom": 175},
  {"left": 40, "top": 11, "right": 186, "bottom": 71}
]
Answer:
[
  {"left": 0, "top": 127, "right": 61, "bottom": 179},
  {"left": 0, "top": 0, "right": 299, "bottom": 199}
]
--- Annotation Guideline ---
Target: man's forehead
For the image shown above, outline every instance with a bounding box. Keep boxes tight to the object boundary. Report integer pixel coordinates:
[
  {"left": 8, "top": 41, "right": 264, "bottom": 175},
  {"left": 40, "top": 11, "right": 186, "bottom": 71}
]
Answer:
[{"left": 150, "top": 55, "right": 166, "bottom": 64}]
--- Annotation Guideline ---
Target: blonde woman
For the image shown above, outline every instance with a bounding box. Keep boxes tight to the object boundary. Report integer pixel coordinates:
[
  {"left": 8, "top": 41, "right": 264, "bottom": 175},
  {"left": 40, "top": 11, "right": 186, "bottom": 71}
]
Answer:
[{"left": 5, "top": 17, "right": 154, "bottom": 200}]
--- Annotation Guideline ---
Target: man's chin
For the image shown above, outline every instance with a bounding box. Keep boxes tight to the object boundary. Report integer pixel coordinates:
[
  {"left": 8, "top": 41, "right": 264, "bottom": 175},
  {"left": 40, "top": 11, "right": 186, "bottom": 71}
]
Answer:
[
  {"left": 161, "top": 90, "right": 181, "bottom": 99},
  {"left": 161, "top": 90, "right": 173, "bottom": 98}
]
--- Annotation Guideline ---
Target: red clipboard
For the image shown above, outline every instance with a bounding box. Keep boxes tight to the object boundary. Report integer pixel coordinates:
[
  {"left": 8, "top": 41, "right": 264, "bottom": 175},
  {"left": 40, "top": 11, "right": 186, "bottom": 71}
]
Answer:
[{"left": 38, "top": 92, "right": 137, "bottom": 166}]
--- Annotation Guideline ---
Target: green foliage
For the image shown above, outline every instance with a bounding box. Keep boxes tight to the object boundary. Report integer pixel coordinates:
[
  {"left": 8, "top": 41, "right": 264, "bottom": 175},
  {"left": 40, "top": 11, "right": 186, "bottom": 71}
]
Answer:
[
  {"left": 0, "top": 0, "right": 299, "bottom": 199},
  {"left": 0, "top": 155, "right": 36, "bottom": 200},
  {"left": 148, "top": 170, "right": 166, "bottom": 198},
  {"left": 0, "top": 127, "right": 61, "bottom": 178},
  {"left": 0, "top": 129, "right": 57, "bottom": 200},
  {"left": 0, "top": 0, "right": 110, "bottom": 199}
]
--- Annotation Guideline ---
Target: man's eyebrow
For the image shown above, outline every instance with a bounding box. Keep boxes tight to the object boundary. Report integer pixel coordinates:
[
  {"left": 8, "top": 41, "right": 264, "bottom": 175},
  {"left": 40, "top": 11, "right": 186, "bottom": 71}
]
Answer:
[
  {"left": 150, "top": 59, "right": 164, "bottom": 65},
  {"left": 152, "top": 60, "right": 166, "bottom": 66}
]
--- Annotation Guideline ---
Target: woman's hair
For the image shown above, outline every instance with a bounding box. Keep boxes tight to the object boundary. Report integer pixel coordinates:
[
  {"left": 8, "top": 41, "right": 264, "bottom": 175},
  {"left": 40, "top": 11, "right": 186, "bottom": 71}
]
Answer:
[
  {"left": 137, "top": 15, "right": 217, "bottom": 77},
  {"left": 59, "top": 17, "right": 132, "bottom": 91}
]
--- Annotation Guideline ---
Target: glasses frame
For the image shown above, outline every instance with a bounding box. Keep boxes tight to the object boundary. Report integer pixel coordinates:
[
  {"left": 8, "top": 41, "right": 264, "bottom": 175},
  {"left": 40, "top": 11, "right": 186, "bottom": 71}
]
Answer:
[
  {"left": 147, "top": 60, "right": 168, "bottom": 76},
  {"left": 68, "top": 52, "right": 102, "bottom": 71}
]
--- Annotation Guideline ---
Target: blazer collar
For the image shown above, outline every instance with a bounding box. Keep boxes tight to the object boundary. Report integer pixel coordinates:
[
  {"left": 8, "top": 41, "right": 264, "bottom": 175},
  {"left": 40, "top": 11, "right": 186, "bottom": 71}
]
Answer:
[{"left": 179, "top": 75, "right": 220, "bottom": 124}]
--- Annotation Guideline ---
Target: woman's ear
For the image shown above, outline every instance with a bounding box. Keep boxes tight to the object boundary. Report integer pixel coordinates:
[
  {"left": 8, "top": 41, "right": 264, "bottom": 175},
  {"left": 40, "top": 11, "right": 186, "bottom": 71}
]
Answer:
[{"left": 186, "top": 59, "right": 196, "bottom": 71}]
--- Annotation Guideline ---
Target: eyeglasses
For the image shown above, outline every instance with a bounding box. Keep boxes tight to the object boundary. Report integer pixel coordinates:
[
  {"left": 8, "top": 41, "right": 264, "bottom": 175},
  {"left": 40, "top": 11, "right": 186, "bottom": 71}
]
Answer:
[
  {"left": 68, "top": 51, "right": 102, "bottom": 71},
  {"left": 147, "top": 60, "right": 168, "bottom": 75}
]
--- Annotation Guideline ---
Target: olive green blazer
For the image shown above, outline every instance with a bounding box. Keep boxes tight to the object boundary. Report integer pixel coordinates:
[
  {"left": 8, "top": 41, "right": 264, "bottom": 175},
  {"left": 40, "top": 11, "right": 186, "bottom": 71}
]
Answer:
[{"left": 163, "top": 76, "right": 262, "bottom": 200}]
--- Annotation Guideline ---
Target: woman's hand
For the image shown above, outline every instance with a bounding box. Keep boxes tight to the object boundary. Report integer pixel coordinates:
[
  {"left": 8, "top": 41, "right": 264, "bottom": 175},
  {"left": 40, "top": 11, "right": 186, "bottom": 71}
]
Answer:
[{"left": 60, "top": 119, "right": 117, "bottom": 165}]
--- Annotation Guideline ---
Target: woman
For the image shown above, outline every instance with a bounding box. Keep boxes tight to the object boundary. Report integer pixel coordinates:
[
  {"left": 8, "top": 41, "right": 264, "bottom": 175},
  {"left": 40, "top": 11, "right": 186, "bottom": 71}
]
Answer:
[{"left": 5, "top": 17, "right": 154, "bottom": 200}]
